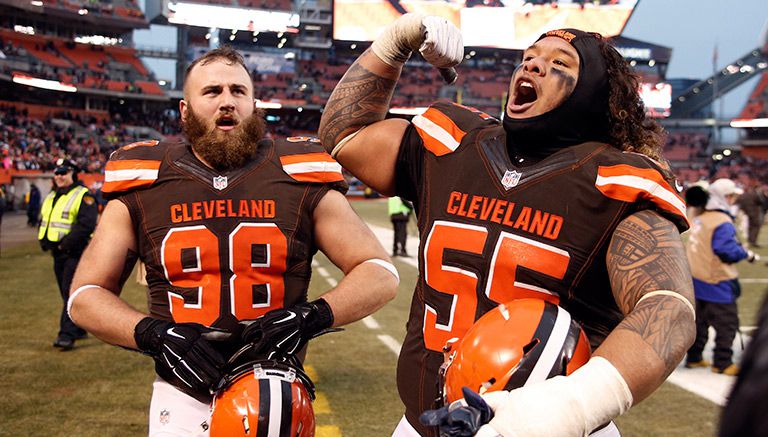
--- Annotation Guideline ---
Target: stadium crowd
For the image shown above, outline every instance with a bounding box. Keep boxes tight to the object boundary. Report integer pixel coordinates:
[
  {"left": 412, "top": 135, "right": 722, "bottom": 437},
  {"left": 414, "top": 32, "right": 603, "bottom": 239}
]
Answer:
[{"left": 0, "top": 103, "right": 179, "bottom": 173}]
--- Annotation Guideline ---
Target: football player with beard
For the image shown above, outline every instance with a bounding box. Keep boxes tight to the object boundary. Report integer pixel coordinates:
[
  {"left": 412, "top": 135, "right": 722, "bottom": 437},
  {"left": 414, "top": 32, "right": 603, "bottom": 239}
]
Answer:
[
  {"left": 68, "top": 46, "right": 398, "bottom": 435},
  {"left": 319, "top": 15, "right": 695, "bottom": 437}
]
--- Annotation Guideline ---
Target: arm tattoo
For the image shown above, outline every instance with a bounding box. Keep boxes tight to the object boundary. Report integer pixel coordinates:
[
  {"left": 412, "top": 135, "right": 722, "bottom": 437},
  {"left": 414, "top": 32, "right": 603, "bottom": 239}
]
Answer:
[
  {"left": 607, "top": 210, "right": 695, "bottom": 374},
  {"left": 319, "top": 52, "right": 398, "bottom": 149}
]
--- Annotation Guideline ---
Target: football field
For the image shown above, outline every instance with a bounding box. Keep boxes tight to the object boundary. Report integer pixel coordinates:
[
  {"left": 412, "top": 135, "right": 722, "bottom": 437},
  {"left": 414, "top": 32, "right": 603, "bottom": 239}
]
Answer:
[{"left": 2, "top": 198, "right": 767, "bottom": 436}]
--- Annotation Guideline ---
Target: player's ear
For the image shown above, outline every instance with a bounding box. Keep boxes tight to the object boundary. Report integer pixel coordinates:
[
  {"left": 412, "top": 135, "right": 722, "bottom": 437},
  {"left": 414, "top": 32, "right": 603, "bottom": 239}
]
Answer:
[{"left": 179, "top": 99, "right": 188, "bottom": 122}]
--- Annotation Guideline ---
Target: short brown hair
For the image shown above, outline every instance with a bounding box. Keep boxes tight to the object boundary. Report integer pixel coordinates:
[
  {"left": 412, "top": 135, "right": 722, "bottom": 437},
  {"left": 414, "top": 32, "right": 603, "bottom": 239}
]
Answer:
[{"left": 183, "top": 46, "right": 251, "bottom": 95}]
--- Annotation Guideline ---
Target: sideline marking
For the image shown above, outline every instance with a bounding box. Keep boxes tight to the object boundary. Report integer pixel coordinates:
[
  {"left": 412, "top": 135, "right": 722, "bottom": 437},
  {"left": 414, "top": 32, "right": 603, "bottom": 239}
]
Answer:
[
  {"left": 317, "top": 425, "right": 342, "bottom": 437},
  {"left": 314, "top": 392, "right": 332, "bottom": 414},
  {"left": 740, "top": 278, "right": 768, "bottom": 283},
  {"left": 362, "top": 316, "right": 381, "bottom": 329},
  {"left": 377, "top": 334, "right": 403, "bottom": 355},
  {"left": 312, "top": 258, "right": 401, "bottom": 355}
]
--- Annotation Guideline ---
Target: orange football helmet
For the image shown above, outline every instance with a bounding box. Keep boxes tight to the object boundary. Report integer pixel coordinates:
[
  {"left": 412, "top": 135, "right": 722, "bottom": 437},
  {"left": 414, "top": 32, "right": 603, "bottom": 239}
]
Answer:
[
  {"left": 440, "top": 298, "right": 591, "bottom": 404},
  {"left": 209, "top": 359, "right": 316, "bottom": 437}
]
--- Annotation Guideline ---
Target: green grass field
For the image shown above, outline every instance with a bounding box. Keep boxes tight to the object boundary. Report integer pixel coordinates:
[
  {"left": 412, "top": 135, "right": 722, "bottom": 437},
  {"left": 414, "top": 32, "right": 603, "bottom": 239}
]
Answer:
[{"left": 1, "top": 200, "right": 767, "bottom": 436}]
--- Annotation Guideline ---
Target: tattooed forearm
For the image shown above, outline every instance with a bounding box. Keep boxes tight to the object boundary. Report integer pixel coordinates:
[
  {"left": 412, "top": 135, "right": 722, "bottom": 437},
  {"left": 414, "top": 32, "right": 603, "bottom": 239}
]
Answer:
[
  {"left": 618, "top": 295, "right": 695, "bottom": 376},
  {"left": 319, "top": 50, "right": 399, "bottom": 151},
  {"left": 607, "top": 210, "right": 695, "bottom": 372}
]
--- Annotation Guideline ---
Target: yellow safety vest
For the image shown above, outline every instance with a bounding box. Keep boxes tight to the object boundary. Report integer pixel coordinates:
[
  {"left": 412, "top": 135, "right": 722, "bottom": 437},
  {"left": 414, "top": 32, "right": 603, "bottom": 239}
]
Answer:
[{"left": 38, "top": 185, "right": 89, "bottom": 243}]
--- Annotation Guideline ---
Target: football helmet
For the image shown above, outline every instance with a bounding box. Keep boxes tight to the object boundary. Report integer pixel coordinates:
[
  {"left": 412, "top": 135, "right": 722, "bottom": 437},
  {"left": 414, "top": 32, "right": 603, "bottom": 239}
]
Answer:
[
  {"left": 440, "top": 298, "right": 591, "bottom": 404},
  {"left": 209, "top": 353, "right": 316, "bottom": 437}
]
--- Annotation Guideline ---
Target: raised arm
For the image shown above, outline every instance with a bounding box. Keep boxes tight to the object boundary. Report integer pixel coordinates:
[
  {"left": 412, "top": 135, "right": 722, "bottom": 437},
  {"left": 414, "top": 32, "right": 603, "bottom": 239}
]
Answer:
[
  {"left": 598, "top": 209, "right": 696, "bottom": 401},
  {"left": 318, "top": 14, "right": 463, "bottom": 195}
]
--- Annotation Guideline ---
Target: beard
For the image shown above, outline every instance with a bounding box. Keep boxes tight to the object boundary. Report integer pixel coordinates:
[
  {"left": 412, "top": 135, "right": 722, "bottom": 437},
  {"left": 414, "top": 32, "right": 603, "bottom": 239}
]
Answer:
[{"left": 182, "top": 105, "right": 266, "bottom": 172}]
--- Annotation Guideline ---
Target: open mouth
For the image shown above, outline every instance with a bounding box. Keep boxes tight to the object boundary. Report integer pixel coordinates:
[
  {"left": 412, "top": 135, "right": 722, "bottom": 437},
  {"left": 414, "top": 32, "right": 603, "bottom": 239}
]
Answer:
[
  {"left": 508, "top": 79, "right": 538, "bottom": 113},
  {"left": 216, "top": 115, "right": 238, "bottom": 130}
]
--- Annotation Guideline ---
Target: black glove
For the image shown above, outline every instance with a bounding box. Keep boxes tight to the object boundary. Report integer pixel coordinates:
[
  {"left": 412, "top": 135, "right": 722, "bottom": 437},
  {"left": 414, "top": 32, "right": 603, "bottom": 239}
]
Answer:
[
  {"left": 134, "top": 317, "right": 232, "bottom": 403},
  {"left": 240, "top": 298, "right": 334, "bottom": 360},
  {"left": 420, "top": 387, "right": 494, "bottom": 437}
]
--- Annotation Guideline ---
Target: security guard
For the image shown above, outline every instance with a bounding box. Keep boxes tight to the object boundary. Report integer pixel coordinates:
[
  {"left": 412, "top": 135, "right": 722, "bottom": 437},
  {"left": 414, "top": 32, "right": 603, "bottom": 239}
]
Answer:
[{"left": 39, "top": 158, "right": 98, "bottom": 350}]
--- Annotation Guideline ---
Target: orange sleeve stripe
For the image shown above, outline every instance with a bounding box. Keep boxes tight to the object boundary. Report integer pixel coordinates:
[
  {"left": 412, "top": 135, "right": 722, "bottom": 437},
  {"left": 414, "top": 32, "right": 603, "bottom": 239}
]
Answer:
[
  {"left": 279, "top": 152, "right": 336, "bottom": 166},
  {"left": 102, "top": 178, "right": 154, "bottom": 193},
  {"left": 287, "top": 171, "right": 345, "bottom": 183},
  {"left": 595, "top": 165, "right": 689, "bottom": 224},
  {"left": 597, "top": 165, "right": 682, "bottom": 199},
  {"left": 121, "top": 140, "right": 159, "bottom": 151},
  {"left": 412, "top": 107, "right": 466, "bottom": 156},
  {"left": 105, "top": 159, "right": 162, "bottom": 172}
]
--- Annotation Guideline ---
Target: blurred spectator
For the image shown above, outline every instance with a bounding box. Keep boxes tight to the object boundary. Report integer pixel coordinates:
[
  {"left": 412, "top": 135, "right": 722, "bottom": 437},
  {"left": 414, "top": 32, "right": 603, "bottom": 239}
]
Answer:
[
  {"left": 388, "top": 196, "right": 413, "bottom": 257},
  {"left": 26, "top": 184, "right": 41, "bottom": 227},
  {"left": 685, "top": 182, "right": 710, "bottom": 221},
  {"left": 0, "top": 185, "right": 6, "bottom": 229},
  {"left": 736, "top": 181, "right": 768, "bottom": 248},
  {"left": 685, "top": 178, "right": 759, "bottom": 376}
]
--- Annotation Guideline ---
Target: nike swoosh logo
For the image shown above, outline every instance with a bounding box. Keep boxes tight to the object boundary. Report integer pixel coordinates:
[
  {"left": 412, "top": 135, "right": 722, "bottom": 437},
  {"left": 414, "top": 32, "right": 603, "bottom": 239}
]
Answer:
[
  {"left": 167, "top": 328, "right": 185, "bottom": 339},
  {"left": 275, "top": 312, "right": 297, "bottom": 324}
]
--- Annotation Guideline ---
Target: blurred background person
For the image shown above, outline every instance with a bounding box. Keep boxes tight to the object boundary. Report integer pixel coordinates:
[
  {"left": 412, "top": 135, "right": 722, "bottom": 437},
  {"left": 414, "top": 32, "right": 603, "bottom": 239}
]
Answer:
[
  {"left": 388, "top": 196, "right": 413, "bottom": 257},
  {"left": 736, "top": 179, "right": 767, "bottom": 248},
  {"left": 685, "top": 178, "right": 758, "bottom": 375},
  {"left": 38, "top": 159, "right": 98, "bottom": 351},
  {"left": 685, "top": 182, "right": 709, "bottom": 221},
  {"left": 26, "top": 183, "right": 40, "bottom": 227}
]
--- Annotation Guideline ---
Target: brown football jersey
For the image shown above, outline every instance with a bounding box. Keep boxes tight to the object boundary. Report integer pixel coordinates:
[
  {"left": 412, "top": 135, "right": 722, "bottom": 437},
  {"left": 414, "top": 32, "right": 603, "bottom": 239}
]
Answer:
[
  {"left": 102, "top": 137, "right": 346, "bottom": 337},
  {"left": 393, "top": 102, "right": 689, "bottom": 435}
]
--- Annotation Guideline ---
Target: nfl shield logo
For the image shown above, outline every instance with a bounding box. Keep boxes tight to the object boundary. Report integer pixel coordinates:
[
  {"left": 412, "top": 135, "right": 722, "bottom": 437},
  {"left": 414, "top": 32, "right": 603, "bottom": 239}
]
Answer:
[
  {"left": 213, "top": 175, "right": 228, "bottom": 190},
  {"left": 159, "top": 409, "right": 170, "bottom": 425},
  {"left": 501, "top": 170, "right": 522, "bottom": 189}
]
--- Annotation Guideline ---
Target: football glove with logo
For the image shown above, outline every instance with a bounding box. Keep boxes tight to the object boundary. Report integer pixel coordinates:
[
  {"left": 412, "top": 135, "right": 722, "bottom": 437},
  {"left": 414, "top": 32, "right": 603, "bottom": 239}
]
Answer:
[
  {"left": 240, "top": 298, "right": 334, "bottom": 360},
  {"left": 134, "top": 317, "right": 232, "bottom": 403},
  {"left": 420, "top": 387, "right": 494, "bottom": 437}
]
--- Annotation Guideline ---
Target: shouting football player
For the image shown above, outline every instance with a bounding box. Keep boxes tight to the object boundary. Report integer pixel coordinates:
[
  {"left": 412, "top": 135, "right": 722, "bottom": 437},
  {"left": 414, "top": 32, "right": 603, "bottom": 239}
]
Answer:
[
  {"left": 319, "top": 15, "right": 695, "bottom": 437},
  {"left": 68, "top": 46, "right": 398, "bottom": 435}
]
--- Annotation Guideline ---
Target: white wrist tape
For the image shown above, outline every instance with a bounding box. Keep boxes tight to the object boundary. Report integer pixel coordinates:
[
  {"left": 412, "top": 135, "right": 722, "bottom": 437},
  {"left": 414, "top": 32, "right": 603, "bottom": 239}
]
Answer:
[
  {"left": 66, "top": 284, "right": 103, "bottom": 320},
  {"left": 363, "top": 258, "right": 399, "bottom": 283},
  {"left": 331, "top": 126, "right": 366, "bottom": 159},
  {"left": 370, "top": 13, "right": 426, "bottom": 67},
  {"left": 636, "top": 290, "right": 695, "bottom": 320},
  {"left": 479, "top": 356, "right": 633, "bottom": 437}
]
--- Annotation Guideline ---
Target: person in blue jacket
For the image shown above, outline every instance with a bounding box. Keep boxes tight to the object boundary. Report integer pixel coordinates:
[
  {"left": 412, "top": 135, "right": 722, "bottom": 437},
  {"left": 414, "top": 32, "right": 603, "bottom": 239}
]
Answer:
[{"left": 685, "top": 178, "right": 759, "bottom": 375}]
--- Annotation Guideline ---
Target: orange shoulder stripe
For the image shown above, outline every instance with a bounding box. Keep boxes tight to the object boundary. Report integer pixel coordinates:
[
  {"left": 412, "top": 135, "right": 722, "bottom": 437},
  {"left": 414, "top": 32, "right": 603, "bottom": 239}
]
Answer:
[
  {"left": 412, "top": 107, "right": 466, "bottom": 156},
  {"left": 102, "top": 159, "right": 161, "bottom": 193},
  {"left": 595, "top": 164, "right": 688, "bottom": 223},
  {"left": 279, "top": 153, "right": 343, "bottom": 183}
]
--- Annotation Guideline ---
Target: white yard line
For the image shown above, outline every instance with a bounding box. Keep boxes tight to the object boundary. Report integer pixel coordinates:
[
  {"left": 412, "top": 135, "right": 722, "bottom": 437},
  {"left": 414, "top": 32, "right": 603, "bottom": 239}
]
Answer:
[
  {"left": 739, "top": 278, "right": 768, "bottom": 283},
  {"left": 312, "top": 258, "right": 395, "bottom": 351},
  {"left": 377, "top": 334, "right": 403, "bottom": 355}
]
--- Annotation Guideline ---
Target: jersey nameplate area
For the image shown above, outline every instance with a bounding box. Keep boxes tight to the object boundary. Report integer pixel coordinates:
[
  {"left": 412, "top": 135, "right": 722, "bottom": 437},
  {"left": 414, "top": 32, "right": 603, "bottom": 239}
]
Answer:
[{"left": 213, "top": 175, "right": 228, "bottom": 190}]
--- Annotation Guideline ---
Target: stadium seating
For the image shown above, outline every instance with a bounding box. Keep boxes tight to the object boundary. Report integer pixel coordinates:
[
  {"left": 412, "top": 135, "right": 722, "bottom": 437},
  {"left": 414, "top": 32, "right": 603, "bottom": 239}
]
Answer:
[
  {"left": 738, "top": 72, "right": 768, "bottom": 119},
  {"left": 0, "top": 28, "right": 158, "bottom": 96}
]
